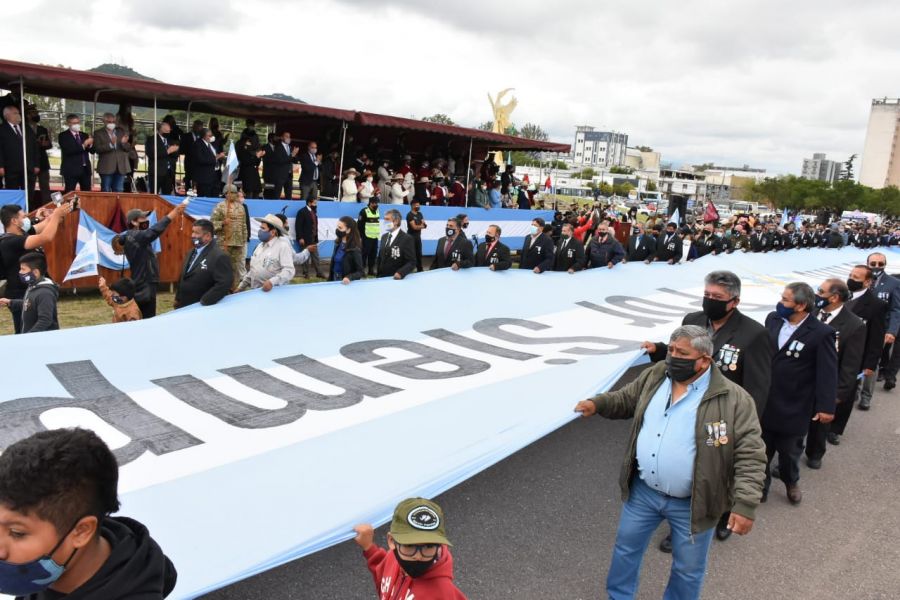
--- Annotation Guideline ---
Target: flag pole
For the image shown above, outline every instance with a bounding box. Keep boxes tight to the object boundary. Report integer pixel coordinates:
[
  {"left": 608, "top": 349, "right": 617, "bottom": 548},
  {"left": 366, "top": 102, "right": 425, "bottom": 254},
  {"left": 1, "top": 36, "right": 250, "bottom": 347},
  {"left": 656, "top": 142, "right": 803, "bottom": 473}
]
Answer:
[
  {"left": 464, "top": 137, "right": 473, "bottom": 208},
  {"left": 153, "top": 95, "right": 158, "bottom": 195},
  {"left": 337, "top": 121, "right": 347, "bottom": 199},
  {"left": 18, "top": 78, "right": 28, "bottom": 210}
]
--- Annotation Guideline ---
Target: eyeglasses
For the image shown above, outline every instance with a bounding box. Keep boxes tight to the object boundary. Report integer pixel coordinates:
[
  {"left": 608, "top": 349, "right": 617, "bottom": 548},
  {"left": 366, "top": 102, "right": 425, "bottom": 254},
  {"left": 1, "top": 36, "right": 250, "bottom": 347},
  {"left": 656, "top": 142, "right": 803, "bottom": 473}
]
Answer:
[
  {"left": 396, "top": 543, "right": 439, "bottom": 559},
  {"left": 703, "top": 293, "right": 735, "bottom": 302}
]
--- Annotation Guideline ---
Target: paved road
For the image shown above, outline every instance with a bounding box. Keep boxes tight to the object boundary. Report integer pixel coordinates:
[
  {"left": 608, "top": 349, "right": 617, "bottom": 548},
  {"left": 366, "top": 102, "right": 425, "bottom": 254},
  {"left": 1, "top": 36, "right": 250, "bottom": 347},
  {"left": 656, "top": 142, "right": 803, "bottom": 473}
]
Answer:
[{"left": 203, "top": 366, "right": 900, "bottom": 599}]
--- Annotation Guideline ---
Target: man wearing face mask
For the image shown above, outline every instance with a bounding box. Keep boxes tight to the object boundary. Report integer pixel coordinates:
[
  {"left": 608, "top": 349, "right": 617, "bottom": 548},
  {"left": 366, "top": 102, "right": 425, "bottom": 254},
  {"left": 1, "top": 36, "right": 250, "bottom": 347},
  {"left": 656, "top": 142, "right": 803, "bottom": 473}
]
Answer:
[
  {"left": 761, "top": 283, "right": 837, "bottom": 504},
  {"left": 652, "top": 222, "right": 682, "bottom": 264},
  {"left": 270, "top": 132, "right": 299, "bottom": 200},
  {"left": 475, "top": 224, "right": 511, "bottom": 271},
  {"left": 642, "top": 270, "right": 771, "bottom": 549},
  {"left": 805, "top": 279, "right": 865, "bottom": 468},
  {"left": 867, "top": 252, "right": 900, "bottom": 390},
  {"left": 553, "top": 222, "right": 586, "bottom": 273},
  {"left": 236, "top": 214, "right": 295, "bottom": 292},
  {"left": 357, "top": 197, "right": 381, "bottom": 276},
  {"left": 92, "top": 113, "right": 132, "bottom": 193},
  {"left": 431, "top": 218, "right": 474, "bottom": 271},
  {"left": 174, "top": 219, "right": 233, "bottom": 309},
  {"left": 575, "top": 325, "right": 766, "bottom": 600},
  {"left": 624, "top": 221, "right": 656, "bottom": 263},
  {"left": 692, "top": 223, "right": 724, "bottom": 259},
  {"left": 587, "top": 221, "right": 625, "bottom": 269},
  {"left": 845, "top": 265, "right": 888, "bottom": 411},
  {"left": 376, "top": 209, "right": 416, "bottom": 280},
  {"left": 179, "top": 120, "right": 204, "bottom": 191},
  {"left": 58, "top": 114, "right": 94, "bottom": 192},
  {"left": 115, "top": 204, "right": 185, "bottom": 319},
  {"left": 191, "top": 128, "right": 225, "bottom": 197},
  {"left": 0, "top": 105, "right": 38, "bottom": 193},
  {"left": 519, "top": 217, "right": 555, "bottom": 273},
  {"left": 0, "top": 252, "right": 59, "bottom": 333}
]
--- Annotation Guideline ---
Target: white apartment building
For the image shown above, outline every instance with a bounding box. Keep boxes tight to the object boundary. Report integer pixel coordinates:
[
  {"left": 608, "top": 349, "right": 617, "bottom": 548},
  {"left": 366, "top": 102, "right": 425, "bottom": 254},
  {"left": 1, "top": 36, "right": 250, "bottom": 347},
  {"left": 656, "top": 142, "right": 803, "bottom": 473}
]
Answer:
[
  {"left": 572, "top": 126, "right": 628, "bottom": 168},
  {"left": 801, "top": 153, "right": 841, "bottom": 184},
  {"left": 860, "top": 98, "right": 900, "bottom": 189}
]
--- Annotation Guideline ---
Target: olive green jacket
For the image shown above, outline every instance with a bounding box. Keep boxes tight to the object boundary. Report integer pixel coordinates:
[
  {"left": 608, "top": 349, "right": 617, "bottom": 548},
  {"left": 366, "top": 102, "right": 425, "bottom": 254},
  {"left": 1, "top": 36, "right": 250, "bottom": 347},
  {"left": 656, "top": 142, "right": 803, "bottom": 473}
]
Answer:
[{"left": 591, "top": 361, "right": 766, "bottom": 533}]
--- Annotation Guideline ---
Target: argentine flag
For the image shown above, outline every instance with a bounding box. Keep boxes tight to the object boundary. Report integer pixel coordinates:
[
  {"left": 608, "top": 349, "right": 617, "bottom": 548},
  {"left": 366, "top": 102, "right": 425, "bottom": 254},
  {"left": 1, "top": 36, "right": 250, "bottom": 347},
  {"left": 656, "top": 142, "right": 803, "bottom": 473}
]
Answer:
[
  {"left": 222, "top": 140, "right": 239, "bottom": 183},
  {"left": 77, "top": 210, "right": 161, "bottom": 271},
  {"left": 63, "top": 231, "right": 99, "bottom": 282}
]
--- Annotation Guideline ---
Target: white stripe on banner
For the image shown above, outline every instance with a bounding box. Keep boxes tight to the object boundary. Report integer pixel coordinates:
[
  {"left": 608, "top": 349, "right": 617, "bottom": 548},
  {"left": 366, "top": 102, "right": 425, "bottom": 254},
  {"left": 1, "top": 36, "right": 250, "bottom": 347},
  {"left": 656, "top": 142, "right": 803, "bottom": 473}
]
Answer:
[{"left": 0, "top": 247, "right": 883, "bottom": 599}]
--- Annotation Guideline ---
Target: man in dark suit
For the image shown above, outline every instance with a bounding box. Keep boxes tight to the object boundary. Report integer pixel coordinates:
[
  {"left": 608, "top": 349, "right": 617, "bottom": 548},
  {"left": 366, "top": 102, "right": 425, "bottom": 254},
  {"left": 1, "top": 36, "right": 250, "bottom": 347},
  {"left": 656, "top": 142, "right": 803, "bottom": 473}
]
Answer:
[
  {"left": 376, "top": 209, "right": 416, "bottom": 279},
  {"left": 519, "top": 217, "right": 555, "bottom": 273},
  {"left": 431, "top": 217, "right": 474, "bottom": 270},
  {"left": 846, "top": 265, "right": 888, "bottom": 413},
  {"left": 191, "top": 129, "right": 224, "bottom": 197},
  {"left": 295, "top": 197, "right": 324, "bottom": 278},
  {"left": 693, "top": 223, "right": 725, "bottom": 259},
  {"left": 805, "top": 279, "right": 865, "bottom": 468},
  {"left": 553, "top": 222, "right": 585, "bottom": 273},
  {"left": 175, "top": 219, "right": 233, "bottom": 308},
  {"left": 180, "top": 120, "right": 204, "bottom": 191},
  {"left": 269, "top": 131, "right": 298, "bottom": 200},
  {"left": 58, "top": 114, "right": 94, "bottom": 192},
  {"left": 146, "top": 122, "right": 179, "bottom": 195},
  {"left": 868, "top": 252, "right": 900, "bottom": 389},
  {"left": 652, "top": 221, "right": 682, "bottom": 264},
  {"left": 643, "top": 270, "right": 771, "bottom": 548},
  {"left": 298, "top": 140, "right": 321, "bottom": 202},
  {"left": 587, "top": 221, "right": 625, "bottom": 269},
  {"left": 475, "top": 224, "right": 511, "bottom": 271},
  {"left": 624, "top": 221, "right": 656, "bottom": 263},
  {"left": 0, "top": 105, "right": 38, "bottom": 192},
  {"left": 761, "top": 282, "right": 838, "bottom": 504},
  {"left": 237, "top": 120, "right": 264, "bottom": 198}
]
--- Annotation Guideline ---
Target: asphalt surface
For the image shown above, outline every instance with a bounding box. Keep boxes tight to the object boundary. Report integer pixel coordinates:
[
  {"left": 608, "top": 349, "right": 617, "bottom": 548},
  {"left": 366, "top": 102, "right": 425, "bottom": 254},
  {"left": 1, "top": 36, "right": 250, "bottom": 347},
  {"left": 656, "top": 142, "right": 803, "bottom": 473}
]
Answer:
[{"left": 203, "top": 366, "right": 900, "bottom": 600}]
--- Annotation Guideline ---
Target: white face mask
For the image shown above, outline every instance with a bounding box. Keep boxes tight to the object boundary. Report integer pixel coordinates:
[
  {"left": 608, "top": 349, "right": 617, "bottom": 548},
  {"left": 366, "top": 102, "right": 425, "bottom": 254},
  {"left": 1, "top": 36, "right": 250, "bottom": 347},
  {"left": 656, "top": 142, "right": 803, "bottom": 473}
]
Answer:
[
  {"left": 366, "top": 177, "right": 373, "bottom": 182},
  {"left": 106, "top": 122, "right": 116, "bottom": 130},
  {"left": 20, "top": 217, "right": 32, "bottom": 232},
  {"left": 70, "top": 123, "right": 81, "bottom": 132},
  {"left": 209, "top": 136, "right": 216, "bottom": 143}
]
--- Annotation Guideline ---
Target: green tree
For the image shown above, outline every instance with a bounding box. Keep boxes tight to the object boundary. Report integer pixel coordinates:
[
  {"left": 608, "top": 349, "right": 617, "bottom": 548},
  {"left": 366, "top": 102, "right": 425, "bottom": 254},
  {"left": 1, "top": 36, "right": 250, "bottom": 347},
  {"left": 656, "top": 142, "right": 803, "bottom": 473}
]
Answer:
[
  {"left": 572, "top": 168, "right": 595, "bottom": 179},
  {"left": 477, "top": 121, "right": 494, "bottom": 131},
  {"left": 614, "top": 182, "right": 634, "bottom": 196},
  {"left": 636, "top": 145, "right": 653, "bottom": 152},
  {"left": 422, "top": 113, "right": 456, "bottom": 125},
  {"left": 841, "top": 154, "right": 858, "bottom": 181},
  {"left": 599, "top": 182, "right": 614, "bottom": 196},
  {"left": 518, "top": 123, "right": 549, "bottom": 141},
  {"left": 609, "top": 165, "right": 634, "bottom": 174},
  {"left": 646, "top": 181, "right": 658, "bottom": 192},
  {"left": 693, "top": 162, "right": 715, "bottom": 172}
]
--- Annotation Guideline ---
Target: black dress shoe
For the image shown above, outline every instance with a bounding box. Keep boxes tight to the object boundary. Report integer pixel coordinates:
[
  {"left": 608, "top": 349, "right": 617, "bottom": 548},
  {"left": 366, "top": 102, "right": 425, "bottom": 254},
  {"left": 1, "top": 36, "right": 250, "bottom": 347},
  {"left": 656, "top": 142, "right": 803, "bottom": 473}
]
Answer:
[
  {"left": 858, "top": 397, "right": 871, "bottom": 410},
  {"left": 885, "top": 379, "right": 896, "bottom": 391},
  {"left": 826, "top": 432, "right": 841, "bottom": 445},
  {"left": 659, "top": 533, "right": 673, "bottom": 553},
  {"left": 806, "top": 457, "right": 822, "bottom": 469}
]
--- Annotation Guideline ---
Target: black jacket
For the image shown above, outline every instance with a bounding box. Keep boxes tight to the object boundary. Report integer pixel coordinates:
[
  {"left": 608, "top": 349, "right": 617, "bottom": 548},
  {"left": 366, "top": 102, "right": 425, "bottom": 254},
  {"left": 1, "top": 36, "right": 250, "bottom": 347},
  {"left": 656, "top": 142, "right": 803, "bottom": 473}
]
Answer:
[
  {"left": 175, "top": 241, "right": 233, "bottom": 308},
  {"left": 58, "top": 129, "right": 93, "bottom": 177},
  {"left": 653, "top": 231, "right": 682, "bottom": 263},
  {"left": 625, "top": 233, "right": 656, "bottom": 262},
  {"left": 762, "top": 313, "right": 838, "bottom": 435},
  {"left": 693, "top": 233, "right": 724, "bottom": 258},
  {"left": 190, "top": 139, "right": 219, "bottom": 186},
  {"left": 431, "top": 235, "right": 474, "bottom": 269},
  {"left": 268, "top": 142, "right": 296, "bottom": 182},
  {"left": 295, "top": 205, "right": 318, "bottom": 246},
  {"left": 553, "top": 237, "right": 585, "bottom": 272},
  {"left": 377, "top": 229, "right": 416, "bottom": 278},
  {"left": 9, "top": 278, "right": 58, "bottom": 333},
  {"left": 586, "top": 234, "right": 625, "bottom": 268},
  {"left": 328, "top": 244, "right": 365, "bottom": 282},
  {"left": 475, "top": 240, "right": 512, "bottom": 270},
  {"left": 846, "top": 289, "right": 888, "bottom": 372},
  {"left": 821, "top": 307, "right": 866, "bottom": 404},
  {"left": 117, "top": 217, "right": 171, "bottom": 302},
  {"left": 0, "top": 120, "right": 37, "bottom": 175},
  {"left": 649, "top": 309, "right": 772, "bottom": 415},
  {"left": 19, "top": 516, "right": 177, "bottom": 600},
  {"left": 298, "top": 151, "right": 320, "bottom": 185},
  {"left": 519, "top": 233, "right": 554, "bottom": 272},
  {"left": 145, "top": 133, "right": 173, "bottom": 180},
  {"left": 180, "top": 131, "right": 201, "bottom": 177}
]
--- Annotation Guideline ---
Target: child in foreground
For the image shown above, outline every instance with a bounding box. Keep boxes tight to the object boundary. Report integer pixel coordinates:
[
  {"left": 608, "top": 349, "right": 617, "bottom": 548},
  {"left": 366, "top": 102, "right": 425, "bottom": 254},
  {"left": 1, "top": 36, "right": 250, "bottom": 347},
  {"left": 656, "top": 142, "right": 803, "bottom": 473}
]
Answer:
[
  {"left": 354, "top": 498, "right": 467, "bottom": 600},
  {"left": 98, "top": 276, "right": 142, "bottom": 322},
  {"left": 0, "top": 428, "right": 177, "bottom": 599}
]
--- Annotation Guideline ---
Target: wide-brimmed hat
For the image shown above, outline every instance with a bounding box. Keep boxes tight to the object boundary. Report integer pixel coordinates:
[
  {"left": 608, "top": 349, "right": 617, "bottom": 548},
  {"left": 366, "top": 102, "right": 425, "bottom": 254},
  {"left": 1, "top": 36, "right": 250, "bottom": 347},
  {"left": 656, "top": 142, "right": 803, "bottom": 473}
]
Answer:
[
  {"left": 254, "top": 213, "right": 287, "bottom": 236},
  {"left": 344, "top": 168, "right": 359, "bottom": 177},
  {"left": 391, "top": 172, "right": 404, "bottom": 180},
  {"left": 418, "top": 176, "right": 431, "bottom": 183}
]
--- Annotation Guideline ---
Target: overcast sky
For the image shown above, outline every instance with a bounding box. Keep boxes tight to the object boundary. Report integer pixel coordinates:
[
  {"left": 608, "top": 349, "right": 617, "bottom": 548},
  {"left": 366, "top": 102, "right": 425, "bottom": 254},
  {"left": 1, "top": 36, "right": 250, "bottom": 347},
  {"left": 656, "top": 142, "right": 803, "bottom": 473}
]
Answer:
[{"left": 3, "top": 0, "right": 899, "bottom": 175}]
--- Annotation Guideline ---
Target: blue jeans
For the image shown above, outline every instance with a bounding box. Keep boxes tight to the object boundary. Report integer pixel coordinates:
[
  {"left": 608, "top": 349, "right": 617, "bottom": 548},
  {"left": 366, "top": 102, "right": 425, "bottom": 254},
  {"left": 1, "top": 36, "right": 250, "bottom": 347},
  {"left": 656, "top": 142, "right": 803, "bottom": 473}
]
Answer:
[
  {"left": 100, "top": 173, "right": 124, "bottom": 192},
  {"left": 607, "top": 477, "right": 715, "bottom": 600}
]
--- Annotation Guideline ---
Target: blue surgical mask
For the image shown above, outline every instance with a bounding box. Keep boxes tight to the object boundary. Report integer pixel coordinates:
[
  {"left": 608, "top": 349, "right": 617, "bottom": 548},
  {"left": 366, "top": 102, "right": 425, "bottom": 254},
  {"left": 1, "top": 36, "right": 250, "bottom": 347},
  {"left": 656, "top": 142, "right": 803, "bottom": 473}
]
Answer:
[
  {"left": 814, "top": 295, "right": 829, "bottom": 309},
  {"left": 0, "top": 524, "right": 78, "bottom": 595},
  {"left": 775, "top": 302, "right": 795, "bottom": 319},
  {"left": 20, "top": 217, "right": 32, "bottom": 232},
  {"left": 530, "top": 225, "right": 538, "bottom": 235},
  {"left": 258, "top": 230, "right": 272, "bottom": 243}
]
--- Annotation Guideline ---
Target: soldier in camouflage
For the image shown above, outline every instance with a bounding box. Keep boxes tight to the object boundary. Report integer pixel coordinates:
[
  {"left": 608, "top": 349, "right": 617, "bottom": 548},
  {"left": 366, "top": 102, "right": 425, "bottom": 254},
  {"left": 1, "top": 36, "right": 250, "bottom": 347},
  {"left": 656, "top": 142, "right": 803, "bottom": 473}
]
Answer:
[{"left": 211, "top": 184, "right": 250, "bottom": 289}]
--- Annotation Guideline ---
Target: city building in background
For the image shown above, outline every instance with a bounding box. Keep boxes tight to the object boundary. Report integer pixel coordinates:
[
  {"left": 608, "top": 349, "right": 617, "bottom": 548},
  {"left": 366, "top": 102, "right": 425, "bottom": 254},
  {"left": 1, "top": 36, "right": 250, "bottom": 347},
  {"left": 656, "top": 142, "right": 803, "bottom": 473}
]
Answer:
[
  {"left": 801, "top": 153, "right": 841, "bottom": 184},
  {"left": 860, "top": 98, "right": 900, "bottom": 189},
  {"left": 572, "top": 126, "right": 628, "bottom": 167}
]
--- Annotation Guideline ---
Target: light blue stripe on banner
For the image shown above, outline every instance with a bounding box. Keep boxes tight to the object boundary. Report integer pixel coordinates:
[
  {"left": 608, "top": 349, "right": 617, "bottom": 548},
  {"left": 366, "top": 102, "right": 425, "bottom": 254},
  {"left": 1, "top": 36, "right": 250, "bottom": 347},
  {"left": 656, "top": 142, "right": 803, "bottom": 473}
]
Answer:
[{"left": 0, "top": 189, "right": 26, "bottom": 210}]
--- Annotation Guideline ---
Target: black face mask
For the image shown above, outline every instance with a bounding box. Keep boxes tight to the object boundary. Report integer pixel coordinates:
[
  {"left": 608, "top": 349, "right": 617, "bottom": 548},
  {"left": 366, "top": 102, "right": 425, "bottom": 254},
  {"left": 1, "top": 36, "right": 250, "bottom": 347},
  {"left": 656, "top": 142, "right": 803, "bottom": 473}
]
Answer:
[
  {"left": 666, "top": 354, "right": 701, "bottom": 382},
  {"left": 138, "top": 222, "right": 150, "bottom": 231},
  {"left": 394, "top": 549, "right": 437, "bottom": 579},
  {"left": 484, "top": 234, "right": 495, "bottom": 244},
  {"left": 702, "top": 296, "right": 733, "bottom": 321},
  {"left": 871, "top": 267, "right": 884, "bottom": 278},
  {"left": 846, "top": 278, "right": 864, "bottom": 293},
  {"left": 335, "top": 229, "right": 346, "bottom": 239}
]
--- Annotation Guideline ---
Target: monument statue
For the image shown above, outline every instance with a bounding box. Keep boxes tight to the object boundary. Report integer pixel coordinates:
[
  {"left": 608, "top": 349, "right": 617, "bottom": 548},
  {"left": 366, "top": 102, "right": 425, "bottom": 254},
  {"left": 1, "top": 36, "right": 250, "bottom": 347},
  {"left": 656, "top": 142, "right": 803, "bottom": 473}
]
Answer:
[{"left": 488, "top": 88, "right": 517, "bottom": 134}]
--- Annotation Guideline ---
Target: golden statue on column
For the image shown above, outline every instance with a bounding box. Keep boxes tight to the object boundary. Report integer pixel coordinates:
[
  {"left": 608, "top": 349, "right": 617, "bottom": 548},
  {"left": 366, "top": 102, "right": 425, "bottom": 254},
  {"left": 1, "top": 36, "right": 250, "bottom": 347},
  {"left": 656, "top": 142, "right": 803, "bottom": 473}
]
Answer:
[{"left": 488, "top": 88, "right": 517, "bottom": 166}]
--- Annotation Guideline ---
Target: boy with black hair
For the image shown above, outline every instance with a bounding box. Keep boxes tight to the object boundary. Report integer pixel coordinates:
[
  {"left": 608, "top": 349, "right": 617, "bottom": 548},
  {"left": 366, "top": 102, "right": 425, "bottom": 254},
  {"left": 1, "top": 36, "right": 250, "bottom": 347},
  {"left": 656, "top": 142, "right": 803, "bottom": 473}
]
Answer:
[
  {"left": 353, "top": 498, "right": 466, "bottom": 600},
  {"left": 0, "top": 252, "right": 58, "bottom": 333},
  {"left": 0, "top": 428, "right": 177, "bottom": 598},
  {"left": 98, "top": 276, "right": 141, "bottom": 323}
]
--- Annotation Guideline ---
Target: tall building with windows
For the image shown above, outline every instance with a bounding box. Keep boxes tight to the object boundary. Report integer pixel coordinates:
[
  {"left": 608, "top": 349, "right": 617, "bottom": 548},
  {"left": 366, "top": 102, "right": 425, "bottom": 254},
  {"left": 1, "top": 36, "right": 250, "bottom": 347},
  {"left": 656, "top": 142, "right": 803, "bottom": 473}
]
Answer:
[
  {"left": 801, "top": 153, "right": 841, "bottom": 184},
  {"left": 572, "top": 126, "right": 628, "bottom": 168},
  {"left": 860, "top": 98, "right": 900, "bottom": 189}
]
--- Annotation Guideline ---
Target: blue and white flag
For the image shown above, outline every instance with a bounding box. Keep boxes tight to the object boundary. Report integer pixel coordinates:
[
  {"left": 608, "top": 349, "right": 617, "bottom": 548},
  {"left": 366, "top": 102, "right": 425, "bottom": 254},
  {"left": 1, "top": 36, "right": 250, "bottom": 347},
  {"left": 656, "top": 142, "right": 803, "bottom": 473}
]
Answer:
[
  {"left": 780, "top": 207, "right": 789, "bottom": 227},
  {"left": 222, "top": 140, "right": 239, "bottom": 183},
  {"left": 63, "top": 231, "right": 99, "bottom": 282},
  {"left": 0, "top": 246, "right": 883, "bottom": 599},
  {"left": 78, "top": 210, "right": 161, "bottom": 270},
  {"left": 669, "top": 207, "right": 680, "bottom": 225}
]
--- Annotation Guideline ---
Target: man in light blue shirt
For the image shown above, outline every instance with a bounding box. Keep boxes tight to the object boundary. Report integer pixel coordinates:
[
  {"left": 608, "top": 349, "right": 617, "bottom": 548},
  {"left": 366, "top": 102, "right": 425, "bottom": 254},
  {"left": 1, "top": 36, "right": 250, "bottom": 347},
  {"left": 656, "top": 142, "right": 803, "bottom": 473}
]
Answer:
[{"left": 488, "top": 181, "right": 502, "bottom": 209}]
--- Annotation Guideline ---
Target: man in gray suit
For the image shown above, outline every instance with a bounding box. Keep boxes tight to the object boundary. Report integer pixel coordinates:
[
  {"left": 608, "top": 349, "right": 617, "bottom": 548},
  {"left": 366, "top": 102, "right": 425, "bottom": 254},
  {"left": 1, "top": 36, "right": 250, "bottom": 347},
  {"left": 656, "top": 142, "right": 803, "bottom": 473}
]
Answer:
[
  {"left": 868, "top": 252, "right": 900, "bottom": 390},
  {"left": 92, "top": 112, "right": 132, "bottom": 192}
]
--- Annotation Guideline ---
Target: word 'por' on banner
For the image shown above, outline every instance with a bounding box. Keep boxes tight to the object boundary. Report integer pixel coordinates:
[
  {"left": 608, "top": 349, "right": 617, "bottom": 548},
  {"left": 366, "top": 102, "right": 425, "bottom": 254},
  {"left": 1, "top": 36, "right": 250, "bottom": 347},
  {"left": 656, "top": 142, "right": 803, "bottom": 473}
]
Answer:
[{"left": 0, "top": 247, "right": 878, "bottom": 599}]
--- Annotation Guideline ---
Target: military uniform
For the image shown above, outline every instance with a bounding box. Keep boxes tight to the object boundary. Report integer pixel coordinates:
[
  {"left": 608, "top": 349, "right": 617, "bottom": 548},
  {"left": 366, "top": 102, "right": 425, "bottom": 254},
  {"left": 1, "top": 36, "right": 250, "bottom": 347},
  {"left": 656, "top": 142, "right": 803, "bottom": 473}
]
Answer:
[{"left": 211, "top": 197, "right": 250, "bottom": 288}]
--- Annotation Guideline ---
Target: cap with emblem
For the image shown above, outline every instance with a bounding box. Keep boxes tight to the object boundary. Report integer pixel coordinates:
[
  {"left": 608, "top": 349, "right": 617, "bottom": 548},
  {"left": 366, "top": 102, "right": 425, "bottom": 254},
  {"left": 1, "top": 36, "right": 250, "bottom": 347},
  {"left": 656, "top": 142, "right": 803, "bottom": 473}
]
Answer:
[
  {"left": 126, "top": 208, "right": 152, "bottom": 224},
  {"left": 389, "top": 497, "right": 452, "bottom": 546}
]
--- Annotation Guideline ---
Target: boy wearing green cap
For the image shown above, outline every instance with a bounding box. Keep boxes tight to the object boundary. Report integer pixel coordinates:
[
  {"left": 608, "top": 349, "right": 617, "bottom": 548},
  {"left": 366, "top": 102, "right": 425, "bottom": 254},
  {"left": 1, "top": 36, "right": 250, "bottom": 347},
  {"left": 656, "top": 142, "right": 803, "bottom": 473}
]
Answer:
[{"left": 353, "top": 498, "right": 467, "bottom": 599}]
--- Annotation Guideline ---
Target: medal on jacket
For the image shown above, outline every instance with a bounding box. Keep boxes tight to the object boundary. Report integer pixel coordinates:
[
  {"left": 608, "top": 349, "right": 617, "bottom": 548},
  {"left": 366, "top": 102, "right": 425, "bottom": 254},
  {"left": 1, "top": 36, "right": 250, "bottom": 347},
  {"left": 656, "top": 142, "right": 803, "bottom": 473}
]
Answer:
[
  {"left": 718, "top": 421, "right": 728, "bottom": 445},
  {"left": 728, "top": 346, "right": 740, "bottom": 371},
  {"left": 713, "top": 422, "right": 721, "bottom": 447},
  {"left": 706, "top": 423, "right": 715, "bottom": 446}
]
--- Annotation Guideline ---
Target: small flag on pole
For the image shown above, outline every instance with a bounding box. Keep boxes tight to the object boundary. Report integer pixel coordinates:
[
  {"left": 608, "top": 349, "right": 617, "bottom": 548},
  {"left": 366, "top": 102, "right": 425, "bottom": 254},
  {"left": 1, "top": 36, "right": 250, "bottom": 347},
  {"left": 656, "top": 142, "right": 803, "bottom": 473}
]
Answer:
[
  {"left": 222, "top": 141, "right": 239, "bottom": 183},
  {"left": 63, "top": 231, "right": 99, "bottom": 282},
  {"left": 544, "top": 176, "right": 552, "bottom": 190},
  {"left": 780, "top": 208, "right": 789, "bottom": 227},
  {"left": 669, "top": 207, "right": 681, "bottom": 225},
  {"left": 703, "top": 199, "right": 720, "bottom": 223}
]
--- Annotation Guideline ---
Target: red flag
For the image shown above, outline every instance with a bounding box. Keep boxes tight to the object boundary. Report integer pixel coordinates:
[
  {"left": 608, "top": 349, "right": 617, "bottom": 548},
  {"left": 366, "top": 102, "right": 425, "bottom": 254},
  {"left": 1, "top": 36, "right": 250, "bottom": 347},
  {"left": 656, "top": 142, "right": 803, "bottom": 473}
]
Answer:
[
  {"left": 522, "top": 174, "right": 530, "bottom": 184},
  {"left": 107, "top": 203, "right": 127, "bottom": 233},
  {"left": 703, "top": 200, "right": 719, "bottom": 223},
  {"left": 544, "top": 176, "right": 552, "bottom": 190}
]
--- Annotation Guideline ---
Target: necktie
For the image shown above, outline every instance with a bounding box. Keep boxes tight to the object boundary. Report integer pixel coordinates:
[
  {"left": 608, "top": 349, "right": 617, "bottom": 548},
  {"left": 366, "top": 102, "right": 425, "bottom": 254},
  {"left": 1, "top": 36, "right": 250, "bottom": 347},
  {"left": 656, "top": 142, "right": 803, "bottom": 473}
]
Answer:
[
  {"left": 445, "top": 238, "right": 453, "bottom": 258},
  {"left": 820, "top": 312, "right": 831, "bottom": 323},
  {"left": 187, "top": 249, "right": 199, "bottom": 272},
  {"left": 13, "top": 124, "right": 21, "bottom": 137},
  {"left": 110, "top": 129, "right": 117, "bottom": 147}
]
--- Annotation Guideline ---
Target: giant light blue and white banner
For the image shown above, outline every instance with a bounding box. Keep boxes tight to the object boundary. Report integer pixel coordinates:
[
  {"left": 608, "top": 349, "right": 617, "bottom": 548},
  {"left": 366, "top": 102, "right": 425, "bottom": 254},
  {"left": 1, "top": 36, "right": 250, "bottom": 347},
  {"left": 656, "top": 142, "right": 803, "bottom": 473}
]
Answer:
[
  {"left": 0, "top": 247, "right": 881, "bottom": 599},
  {"left": 167, "top": 195, "right": 554, "bottom": 256}
]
